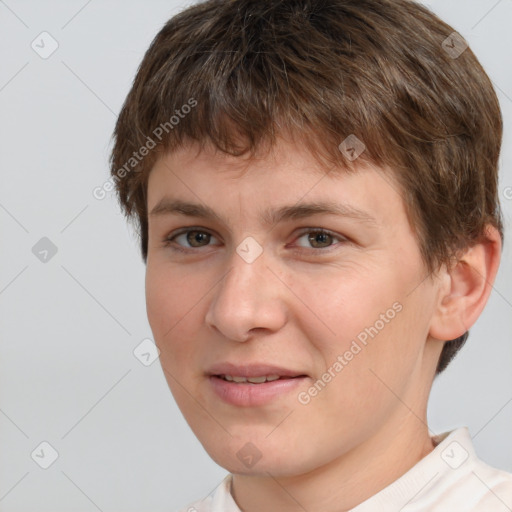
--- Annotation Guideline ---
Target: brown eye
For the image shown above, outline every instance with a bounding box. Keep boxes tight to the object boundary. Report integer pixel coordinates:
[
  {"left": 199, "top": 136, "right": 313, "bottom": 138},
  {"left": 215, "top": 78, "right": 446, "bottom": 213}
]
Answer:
[
  {"left": 295, "top": 229, "right": 346, "bottom": 251},
  {"left": 307, "top": 231, "right": 333, "bottom": 249},
  {"left": 164, "top": 228, "right": 219, "bottom": 252},
  {"left": 185, "top": 230, "right": 211, "bottom": 247}
]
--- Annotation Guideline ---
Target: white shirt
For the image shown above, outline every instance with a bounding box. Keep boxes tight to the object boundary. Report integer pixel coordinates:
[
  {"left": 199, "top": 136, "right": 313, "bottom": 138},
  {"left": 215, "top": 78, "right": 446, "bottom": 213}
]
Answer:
[{"left": 177, "top": 427, "right": 512, "bottom": 511}]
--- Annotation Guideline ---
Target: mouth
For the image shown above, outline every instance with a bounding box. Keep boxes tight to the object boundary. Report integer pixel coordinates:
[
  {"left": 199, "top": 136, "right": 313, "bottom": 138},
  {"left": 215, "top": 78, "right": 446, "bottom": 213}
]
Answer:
[
  {"left": 207, "top": 363, "right": 309, "bottom": 406},
  {"left": 214, "top": 374, "right": 305, "bottom": 383}
]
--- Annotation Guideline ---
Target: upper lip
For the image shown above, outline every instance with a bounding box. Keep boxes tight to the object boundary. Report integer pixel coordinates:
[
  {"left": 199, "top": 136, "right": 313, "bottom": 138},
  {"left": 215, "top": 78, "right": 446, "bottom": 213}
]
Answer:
[{"left": 207, "top": 362, "right": 307, "bottom": 378}]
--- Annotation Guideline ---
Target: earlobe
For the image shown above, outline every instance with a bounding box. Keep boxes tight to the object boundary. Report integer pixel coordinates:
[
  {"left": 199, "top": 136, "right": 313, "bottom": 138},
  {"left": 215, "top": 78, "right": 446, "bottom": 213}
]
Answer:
[{"left": 429, "top": 224, "right": 502, "bottom": 342}]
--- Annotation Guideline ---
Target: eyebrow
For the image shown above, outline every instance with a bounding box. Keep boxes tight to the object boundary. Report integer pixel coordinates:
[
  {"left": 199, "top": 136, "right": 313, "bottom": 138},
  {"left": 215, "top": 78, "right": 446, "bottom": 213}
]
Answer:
[{"left": 149, "top": 198, "right": 378, "bottom": 227}]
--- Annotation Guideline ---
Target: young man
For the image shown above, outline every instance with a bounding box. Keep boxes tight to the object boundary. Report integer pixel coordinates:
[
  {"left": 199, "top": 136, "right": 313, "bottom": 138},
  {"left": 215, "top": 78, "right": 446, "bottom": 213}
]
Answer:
[{"left": 109, "top": 0, "right": 512, "bottom": 510}]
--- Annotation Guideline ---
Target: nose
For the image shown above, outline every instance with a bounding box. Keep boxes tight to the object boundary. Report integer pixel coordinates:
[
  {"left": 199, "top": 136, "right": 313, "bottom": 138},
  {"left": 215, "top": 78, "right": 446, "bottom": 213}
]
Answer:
[{"left": 204, "top": 249, "right": 288, "bottom": 342}]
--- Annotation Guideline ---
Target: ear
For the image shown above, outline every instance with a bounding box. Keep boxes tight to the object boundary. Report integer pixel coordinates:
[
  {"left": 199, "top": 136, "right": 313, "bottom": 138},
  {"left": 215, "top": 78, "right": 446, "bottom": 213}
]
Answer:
[{"left": 429, "top": 224, "right": 502, "bottom": 341}]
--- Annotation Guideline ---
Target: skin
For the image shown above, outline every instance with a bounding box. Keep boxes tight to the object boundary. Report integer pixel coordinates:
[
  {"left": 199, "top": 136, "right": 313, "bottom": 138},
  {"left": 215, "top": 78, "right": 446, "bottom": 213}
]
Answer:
[{"left": 145, "top": 136, "right": 501, "bottom": 512}]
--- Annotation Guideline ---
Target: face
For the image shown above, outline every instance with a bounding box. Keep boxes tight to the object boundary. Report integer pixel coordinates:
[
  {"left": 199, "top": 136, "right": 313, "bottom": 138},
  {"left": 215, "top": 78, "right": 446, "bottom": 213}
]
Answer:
[{"left": 145, "top": 137, "right": 442, "bottom": 477}]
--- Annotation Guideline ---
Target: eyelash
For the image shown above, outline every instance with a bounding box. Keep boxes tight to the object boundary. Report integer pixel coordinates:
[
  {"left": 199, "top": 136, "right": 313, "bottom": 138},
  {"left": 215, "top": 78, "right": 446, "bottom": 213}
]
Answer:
[{"left": 162, "top": 227, "right": 348, "bottom": 255}]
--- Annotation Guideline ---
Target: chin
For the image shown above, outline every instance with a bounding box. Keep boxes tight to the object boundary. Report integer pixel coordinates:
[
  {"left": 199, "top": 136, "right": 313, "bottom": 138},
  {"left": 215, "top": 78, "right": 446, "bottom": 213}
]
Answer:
[
  {"left": 211, "top": 454, "right": 299, "bottom": 477},
  {"left": 200, "top": 436, "right": 318, "bottom": 478}
]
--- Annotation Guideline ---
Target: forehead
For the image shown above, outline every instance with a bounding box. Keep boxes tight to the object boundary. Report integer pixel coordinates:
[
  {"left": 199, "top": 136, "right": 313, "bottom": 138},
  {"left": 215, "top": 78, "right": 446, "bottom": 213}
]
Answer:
[{"left": 147, "top": 138, "right": 406, "bottom": 230}]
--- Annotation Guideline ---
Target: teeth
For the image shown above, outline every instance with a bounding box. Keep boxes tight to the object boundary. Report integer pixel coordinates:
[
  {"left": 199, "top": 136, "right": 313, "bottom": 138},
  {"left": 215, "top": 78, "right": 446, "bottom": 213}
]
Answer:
[
  {"left": 247, "top": 376, "right": 267, "bottom": 384},
  {"left": 222, "top": 374, "right": 282, "bottom": 383}
]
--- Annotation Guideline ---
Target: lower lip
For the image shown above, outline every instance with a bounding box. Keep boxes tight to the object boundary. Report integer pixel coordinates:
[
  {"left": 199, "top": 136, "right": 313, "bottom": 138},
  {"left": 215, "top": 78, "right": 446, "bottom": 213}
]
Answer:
[{"left": 209, "top": 375, "right": 308, "bottom": 407}]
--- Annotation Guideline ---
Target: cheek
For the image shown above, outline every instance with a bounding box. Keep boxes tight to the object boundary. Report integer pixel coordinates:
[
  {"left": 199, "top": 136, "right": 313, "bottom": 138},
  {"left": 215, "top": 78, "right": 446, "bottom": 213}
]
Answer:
[
  {"left": 145, "top": 262, "right": 196, "bottom": 325},
  {"left": 298, "top": 263, "right": 398, "bottom": 350},
  {"left": 301, "top": 259, "right": 426, "bottom": 386},
  {"left": 145, "top": 265, "right": 192, "bottom": 349},
  {"left": 145, "top": 270, "right": 171, "bottom": 333},
  {"left": 145, "top": 265, "right": 209, "bottom": 373}
]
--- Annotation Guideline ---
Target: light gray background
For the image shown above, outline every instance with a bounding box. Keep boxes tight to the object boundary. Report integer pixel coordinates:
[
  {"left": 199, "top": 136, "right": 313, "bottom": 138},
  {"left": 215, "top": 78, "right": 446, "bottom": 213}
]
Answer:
[{"left": 0, "top": 1, "right": 511, "bottom": 511}]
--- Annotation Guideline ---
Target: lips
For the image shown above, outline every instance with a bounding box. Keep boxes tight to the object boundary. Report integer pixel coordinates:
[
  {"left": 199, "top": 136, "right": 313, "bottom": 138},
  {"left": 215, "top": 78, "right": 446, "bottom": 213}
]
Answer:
[
  {"left": 207, "top": 363, "right": 309, "bottom": 406},
  {"left": 207, "top": 362, "right": 307, "bottom": 380},
  {"left": 220, "top": 374, "right": 281, "bottom": 383}
]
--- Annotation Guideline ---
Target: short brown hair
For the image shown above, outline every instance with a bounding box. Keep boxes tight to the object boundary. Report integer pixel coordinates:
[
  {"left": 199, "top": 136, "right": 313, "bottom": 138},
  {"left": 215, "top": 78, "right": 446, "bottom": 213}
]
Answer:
[{"left": 109, "top": 0, "right": 504, "bottom": 375}]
